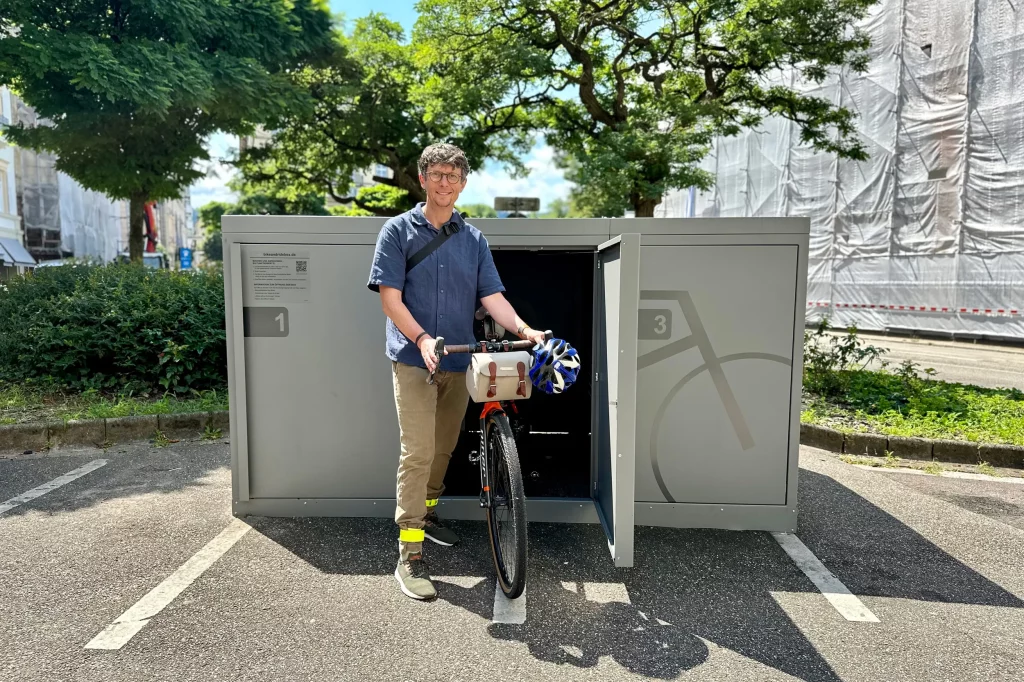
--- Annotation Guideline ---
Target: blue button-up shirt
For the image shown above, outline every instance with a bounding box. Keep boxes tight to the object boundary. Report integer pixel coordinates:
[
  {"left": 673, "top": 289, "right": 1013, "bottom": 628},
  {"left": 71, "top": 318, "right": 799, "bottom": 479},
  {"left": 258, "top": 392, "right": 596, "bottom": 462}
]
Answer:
[{"left": 367, "top": 203, "right": 505, "bottom": 372}]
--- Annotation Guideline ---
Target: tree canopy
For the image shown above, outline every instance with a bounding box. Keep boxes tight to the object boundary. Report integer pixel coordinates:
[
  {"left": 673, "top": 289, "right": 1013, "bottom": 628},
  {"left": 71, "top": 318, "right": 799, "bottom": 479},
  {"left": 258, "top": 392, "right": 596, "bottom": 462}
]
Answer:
[
  {"left": 417, "top": 0, "right": 874, "bottom": 216},
  {"left": 235, "top": 12, "right": 544, "bottom": 216},
  {"left": 0, "top": 0, "right": 335, "bottom": 258}
]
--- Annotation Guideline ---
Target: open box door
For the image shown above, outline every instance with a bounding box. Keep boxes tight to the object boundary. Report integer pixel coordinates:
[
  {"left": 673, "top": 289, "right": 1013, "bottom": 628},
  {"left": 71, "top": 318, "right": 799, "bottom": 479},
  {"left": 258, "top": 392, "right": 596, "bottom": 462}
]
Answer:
[{"left": 592, "top": 233, "right": 640, "bottom": 568}]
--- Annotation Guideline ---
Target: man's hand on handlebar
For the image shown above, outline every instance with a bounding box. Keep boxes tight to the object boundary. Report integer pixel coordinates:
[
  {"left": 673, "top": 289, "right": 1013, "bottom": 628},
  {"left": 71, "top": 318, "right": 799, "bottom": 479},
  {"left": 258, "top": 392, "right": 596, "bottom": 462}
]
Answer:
[
  {"left": 417, "top": 336, "right": 446, "bottom": 373},
  {"left": 520, "top": 327, "right": 548, "bottom": 346}
]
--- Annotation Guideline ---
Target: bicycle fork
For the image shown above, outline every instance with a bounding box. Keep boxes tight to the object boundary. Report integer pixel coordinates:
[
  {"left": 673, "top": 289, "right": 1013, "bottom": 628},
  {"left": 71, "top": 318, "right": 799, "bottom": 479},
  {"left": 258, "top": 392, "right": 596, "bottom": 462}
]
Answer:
[{"left": 469, "top": 403, "right": 505, "bottom": 509}]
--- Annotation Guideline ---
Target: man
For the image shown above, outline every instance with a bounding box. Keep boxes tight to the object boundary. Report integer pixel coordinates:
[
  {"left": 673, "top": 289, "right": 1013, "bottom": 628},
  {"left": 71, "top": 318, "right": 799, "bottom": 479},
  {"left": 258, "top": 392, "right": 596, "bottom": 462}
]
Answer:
[{"left": 367, "top": 143, "right": 546, "bottom": 600}]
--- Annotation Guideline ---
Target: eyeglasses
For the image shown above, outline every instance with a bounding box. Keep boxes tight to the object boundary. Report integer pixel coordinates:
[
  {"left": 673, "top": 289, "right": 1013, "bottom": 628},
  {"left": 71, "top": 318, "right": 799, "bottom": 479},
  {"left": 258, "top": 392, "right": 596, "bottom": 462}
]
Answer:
[{"left": 425, "top": 170, "right": 464, "bottom": 184}]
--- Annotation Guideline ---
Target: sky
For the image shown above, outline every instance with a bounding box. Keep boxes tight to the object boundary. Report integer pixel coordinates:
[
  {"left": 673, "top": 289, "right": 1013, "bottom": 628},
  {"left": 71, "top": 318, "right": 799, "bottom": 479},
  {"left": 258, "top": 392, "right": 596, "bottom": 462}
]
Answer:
[{"left": 188, "top": 0, "right": 568, "bottom": 213}]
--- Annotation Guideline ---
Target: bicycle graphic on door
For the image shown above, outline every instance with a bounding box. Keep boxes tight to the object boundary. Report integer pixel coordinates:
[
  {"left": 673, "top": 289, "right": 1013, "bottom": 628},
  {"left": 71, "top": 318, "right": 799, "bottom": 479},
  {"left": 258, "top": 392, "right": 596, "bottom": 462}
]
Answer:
[{"left": 637, "top": 290, "right": 793, "bottom": 503}]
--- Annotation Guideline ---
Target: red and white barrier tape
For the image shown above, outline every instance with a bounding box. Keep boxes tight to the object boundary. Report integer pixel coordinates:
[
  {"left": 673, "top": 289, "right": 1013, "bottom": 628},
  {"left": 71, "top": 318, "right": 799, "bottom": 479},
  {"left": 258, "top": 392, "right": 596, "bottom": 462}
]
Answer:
[{"left": 808, "top": 301, "right": 1020, "bottom": 317}]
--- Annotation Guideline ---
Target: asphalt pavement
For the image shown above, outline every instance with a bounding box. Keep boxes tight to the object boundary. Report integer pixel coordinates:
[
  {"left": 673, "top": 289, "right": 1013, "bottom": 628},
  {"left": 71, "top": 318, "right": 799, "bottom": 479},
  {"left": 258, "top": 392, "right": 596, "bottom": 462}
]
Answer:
[
  {"left": 1, "top": 440, "right": 1022, "bottom": 681},
  {"left": 835, "top": 332, "right": 1024, "bottom": 391}
]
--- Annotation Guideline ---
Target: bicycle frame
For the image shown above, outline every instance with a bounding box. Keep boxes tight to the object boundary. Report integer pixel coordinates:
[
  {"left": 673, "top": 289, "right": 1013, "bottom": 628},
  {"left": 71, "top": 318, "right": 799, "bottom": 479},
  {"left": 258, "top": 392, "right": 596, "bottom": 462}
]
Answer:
[{"left": 430, "top": 326, "right": 551, "bottom": 511}]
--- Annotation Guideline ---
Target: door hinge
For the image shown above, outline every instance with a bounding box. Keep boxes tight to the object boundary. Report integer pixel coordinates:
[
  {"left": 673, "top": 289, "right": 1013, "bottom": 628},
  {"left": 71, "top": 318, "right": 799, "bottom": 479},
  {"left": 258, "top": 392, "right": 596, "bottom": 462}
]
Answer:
[
  {"left": 597, "top": 260, "right": 601, "bottom": 269},
  {"left": 594, "top": 372, "right": 599, "bottom": 382}
]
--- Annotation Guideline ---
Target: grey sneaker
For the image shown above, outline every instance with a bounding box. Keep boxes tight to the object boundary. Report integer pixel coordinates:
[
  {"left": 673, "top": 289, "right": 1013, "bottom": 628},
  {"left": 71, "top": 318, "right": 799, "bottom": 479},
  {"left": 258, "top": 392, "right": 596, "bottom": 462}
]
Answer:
[
  {"left": 424, "top": 511, "right": 460, "bottom": 546},
  {"left": 395, "top": 554, "right": 436, "bottom": 600}
]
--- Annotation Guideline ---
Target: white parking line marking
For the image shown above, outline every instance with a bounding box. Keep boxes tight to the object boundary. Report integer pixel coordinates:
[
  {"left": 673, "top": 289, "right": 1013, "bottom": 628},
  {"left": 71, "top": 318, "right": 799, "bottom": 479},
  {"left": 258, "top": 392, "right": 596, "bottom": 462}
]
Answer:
[
  {"left": 492, "top": 582, "right": 526, "bottom": 624},
  {"left": 853, "top": 464, "right": 1024, "bottom": 485},
  {"left": 773, "top": 532, "right": 879, "bottom": 623},
  {"left": 0, "top": 459, "right": 108, "bottom": 516},
  {"left": 85, "top": 518, "right": 251, "bottom": 650}
]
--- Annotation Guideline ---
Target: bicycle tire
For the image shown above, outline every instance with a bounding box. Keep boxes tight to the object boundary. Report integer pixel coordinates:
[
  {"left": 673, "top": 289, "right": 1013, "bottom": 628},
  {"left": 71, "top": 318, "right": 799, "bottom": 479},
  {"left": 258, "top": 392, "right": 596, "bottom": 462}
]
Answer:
[{"left": 484, "top": 412, "right": 528, "bottom": 599}]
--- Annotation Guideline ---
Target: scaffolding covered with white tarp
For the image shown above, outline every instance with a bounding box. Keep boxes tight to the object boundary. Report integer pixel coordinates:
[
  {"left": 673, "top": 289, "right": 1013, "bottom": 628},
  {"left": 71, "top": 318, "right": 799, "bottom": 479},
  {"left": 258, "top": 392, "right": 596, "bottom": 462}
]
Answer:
[
  {"left": 657, "top": 0, "right": 1024, "bottom": 340},
  {"left": 13, "top": 94, "right": 127, "bottom": 264}
]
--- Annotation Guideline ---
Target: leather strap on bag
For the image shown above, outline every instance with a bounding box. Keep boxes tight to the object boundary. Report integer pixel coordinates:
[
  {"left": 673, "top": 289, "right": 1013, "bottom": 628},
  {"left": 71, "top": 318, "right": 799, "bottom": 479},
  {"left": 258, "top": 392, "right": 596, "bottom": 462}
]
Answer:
[
  {"left": 487, "top": 361, "right": 498, "bottom": 398},
  {"left": 406, "top": 222, "right": 459, "bottom": 274},
  {"left": 516, "top": 361, "right": 527, "bottom": 397}
]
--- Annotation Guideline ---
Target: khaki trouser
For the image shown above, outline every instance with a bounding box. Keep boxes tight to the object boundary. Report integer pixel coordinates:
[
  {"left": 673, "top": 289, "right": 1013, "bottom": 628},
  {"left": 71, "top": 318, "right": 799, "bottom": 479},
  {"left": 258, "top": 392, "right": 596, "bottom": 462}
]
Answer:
[{"left": 392, "top": 361, "right": 469, "bottom": 559}]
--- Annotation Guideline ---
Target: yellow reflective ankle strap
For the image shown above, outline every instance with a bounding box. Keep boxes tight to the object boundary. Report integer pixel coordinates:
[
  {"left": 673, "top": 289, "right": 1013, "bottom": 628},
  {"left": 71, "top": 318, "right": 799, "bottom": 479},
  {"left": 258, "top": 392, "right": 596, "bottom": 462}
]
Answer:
[
  {"left": 425, "top": 498, "right": 438, "bottom": 508},
  {"left": 400, "top": 528, "right": 425, "bottom": 543}
]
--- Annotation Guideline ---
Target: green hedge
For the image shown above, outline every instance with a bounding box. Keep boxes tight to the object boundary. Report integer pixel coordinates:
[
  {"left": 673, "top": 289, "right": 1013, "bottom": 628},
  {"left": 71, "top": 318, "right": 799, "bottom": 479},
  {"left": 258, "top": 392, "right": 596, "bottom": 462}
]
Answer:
[{"left": 0, "top": 263, "right": 226, "bottom": 393}]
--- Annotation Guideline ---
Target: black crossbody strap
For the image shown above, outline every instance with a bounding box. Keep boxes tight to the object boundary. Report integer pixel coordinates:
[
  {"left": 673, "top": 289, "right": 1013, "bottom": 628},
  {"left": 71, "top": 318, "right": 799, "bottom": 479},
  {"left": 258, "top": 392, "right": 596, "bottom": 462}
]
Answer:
[{"left": 406, "top": 222, "right": 459, "bottom": 273}]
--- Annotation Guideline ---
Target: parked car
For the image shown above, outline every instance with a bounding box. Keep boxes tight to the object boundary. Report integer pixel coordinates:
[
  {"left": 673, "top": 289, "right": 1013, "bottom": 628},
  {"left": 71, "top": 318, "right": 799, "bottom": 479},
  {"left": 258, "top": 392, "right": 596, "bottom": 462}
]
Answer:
[{"left": 117, "top": 252, "right": 169, "bottom": 269}]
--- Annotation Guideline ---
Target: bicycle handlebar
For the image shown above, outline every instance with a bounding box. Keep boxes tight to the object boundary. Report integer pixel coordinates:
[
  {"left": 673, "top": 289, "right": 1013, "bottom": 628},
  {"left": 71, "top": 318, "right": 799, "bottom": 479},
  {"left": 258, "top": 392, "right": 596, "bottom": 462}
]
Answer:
[{"left": 427, "top": 330, "right": 553, "bottom": 384}]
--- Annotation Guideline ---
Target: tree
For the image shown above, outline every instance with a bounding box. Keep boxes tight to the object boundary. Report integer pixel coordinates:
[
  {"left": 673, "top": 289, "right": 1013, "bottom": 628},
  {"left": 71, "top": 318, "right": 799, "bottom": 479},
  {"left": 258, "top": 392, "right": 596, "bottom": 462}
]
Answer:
[
  {"left": 198, "top": 201, "right": 233, "bottom": 235},
  {"left": 418, "top": 0, "right": 873, "bottom": 216},
  {"left": 534, "top": 197, "right": 572, "bottom": 219},
  {"left": 457, "top": 203, "right": 499, "bottom": 219},
  {"left": 0, "top": 0, "right": 335, "bottom": 261},
  {"left": 330, "top": 185, "right": 412, "bottom": 217},
  {"left": 236, "top": 13, "right": 544, "bottom": 215},
  {"left": 202, "top": 229, "right": 223, "bottom": 263}
]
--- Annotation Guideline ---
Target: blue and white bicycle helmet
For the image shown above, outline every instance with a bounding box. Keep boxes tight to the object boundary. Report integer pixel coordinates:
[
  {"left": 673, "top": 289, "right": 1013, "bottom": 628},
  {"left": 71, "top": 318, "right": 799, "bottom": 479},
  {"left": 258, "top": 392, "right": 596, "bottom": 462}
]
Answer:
[{"left": 530, "top": 338, "right": 581, "bottom": 394}]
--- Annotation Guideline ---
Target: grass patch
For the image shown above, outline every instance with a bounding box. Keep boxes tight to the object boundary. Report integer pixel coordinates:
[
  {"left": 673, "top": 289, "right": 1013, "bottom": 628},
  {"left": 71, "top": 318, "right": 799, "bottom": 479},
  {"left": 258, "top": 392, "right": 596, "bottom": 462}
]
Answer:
[
  {"left": 202, "top": 426, "right": 223, "bottom": 441},
  {"left": 803, "top": 372, "right": 1024, "bottom": 446},
  {"left": 923, "top": 462, "right": 945, "bottom": 476},
  {"left": 802, "top": 320, "right": 1024, "bottom": 446},
  {"left": 978, "top": 462, "right": 1001, "bottom": 477},
  {"left": 0, "top": 382, "right": 228, "bottom": 426}
]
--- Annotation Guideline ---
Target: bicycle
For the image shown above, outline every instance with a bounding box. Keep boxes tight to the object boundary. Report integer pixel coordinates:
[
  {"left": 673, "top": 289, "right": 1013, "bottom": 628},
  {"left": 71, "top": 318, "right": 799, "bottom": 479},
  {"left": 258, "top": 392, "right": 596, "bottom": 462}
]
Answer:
[{"left": 428, "top": 326, "right": 553, "bottom": 599}]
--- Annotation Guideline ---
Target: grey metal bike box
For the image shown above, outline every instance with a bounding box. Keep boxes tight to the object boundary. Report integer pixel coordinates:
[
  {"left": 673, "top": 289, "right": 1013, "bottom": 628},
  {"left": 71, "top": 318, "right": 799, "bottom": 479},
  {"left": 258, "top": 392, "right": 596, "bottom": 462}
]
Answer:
[{"left": 222, "top": 216, "right": 809, "bottom": 568}]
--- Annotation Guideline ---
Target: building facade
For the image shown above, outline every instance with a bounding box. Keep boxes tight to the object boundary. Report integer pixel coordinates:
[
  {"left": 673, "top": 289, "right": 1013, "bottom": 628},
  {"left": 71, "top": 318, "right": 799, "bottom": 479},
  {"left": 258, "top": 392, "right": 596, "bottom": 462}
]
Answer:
[
  {"left": 657, "top": 0, "right": 1024, "bottom": 341},
  {"left": 0, "top": 87, "right": 19, "bottom": 243}
]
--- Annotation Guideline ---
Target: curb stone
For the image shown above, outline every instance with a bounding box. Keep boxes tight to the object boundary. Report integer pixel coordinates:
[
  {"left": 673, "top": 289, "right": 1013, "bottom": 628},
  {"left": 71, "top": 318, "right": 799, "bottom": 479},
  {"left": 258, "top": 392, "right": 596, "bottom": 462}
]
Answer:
[
  {"left": 887, "top": 436, "right": 933, "bottom": 461},
  {"left": 800, "top": 423, "right": 844, "bottom": 452},
  {"left": 844, "top": 432, "right": 888, "bottom": 457},
  {"left": 932, "top": 439, "right": 981, "bottom": 464},
  {"left": 979, "top": 443, "right": 1024, "bottom": 468},
  {"left": 0, "top": 423, "right": 48, "bottom": 452},
  {"left": 48, "top": 420, "right": 106, "bottom": 449},
  {"left": 158, "top": 412, "right": 210, "bottom": 440},
  {"left": 798, "top": 423, "right": 1021, "bottom": 469},
  {"left": 208, "top": 411, "right": 230, "bottom": 434},
  {"left": 105, "top": 415, "right": 159, "bottom": 444}
]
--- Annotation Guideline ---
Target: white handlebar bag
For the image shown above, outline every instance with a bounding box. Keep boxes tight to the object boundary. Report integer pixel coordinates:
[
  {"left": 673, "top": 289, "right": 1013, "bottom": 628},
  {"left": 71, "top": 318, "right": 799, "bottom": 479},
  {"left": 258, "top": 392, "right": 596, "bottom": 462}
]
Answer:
[{"left": 465, "top": 351, "right": 534, "bottom": 402}]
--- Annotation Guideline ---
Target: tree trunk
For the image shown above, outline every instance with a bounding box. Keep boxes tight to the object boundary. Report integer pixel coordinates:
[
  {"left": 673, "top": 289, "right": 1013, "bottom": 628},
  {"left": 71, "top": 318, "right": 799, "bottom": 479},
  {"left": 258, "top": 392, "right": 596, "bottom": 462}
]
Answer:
[
  {"left": 128, "top": 193, "right": 147, "bottom": 263},
  {"left": 632, "top": 195, "right": 660, "bottom": 218}
]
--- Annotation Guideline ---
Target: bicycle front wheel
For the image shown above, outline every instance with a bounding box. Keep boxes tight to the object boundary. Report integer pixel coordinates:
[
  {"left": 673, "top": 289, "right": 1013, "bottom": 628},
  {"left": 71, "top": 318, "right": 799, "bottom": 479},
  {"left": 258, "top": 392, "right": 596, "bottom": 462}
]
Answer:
[{"left": 484, "top": 412, "right": 528, "bottom": 599}]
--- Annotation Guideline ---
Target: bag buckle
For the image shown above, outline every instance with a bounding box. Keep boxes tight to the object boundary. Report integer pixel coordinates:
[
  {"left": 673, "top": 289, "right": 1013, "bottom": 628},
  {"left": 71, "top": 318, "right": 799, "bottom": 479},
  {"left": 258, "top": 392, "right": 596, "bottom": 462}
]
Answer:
[{"left": 516, "top": 361, "right": 527, "bottom": 397}]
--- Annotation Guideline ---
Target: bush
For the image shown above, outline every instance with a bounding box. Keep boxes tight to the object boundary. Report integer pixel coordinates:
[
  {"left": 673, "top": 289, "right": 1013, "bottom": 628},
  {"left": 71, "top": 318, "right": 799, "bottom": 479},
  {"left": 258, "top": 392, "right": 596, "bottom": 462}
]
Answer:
[
  {"left": 803, "top": 318, "right": 888, "bottom": 398},
  {"left": 0, "top": 263, "right": 226, "bottom": 393}
]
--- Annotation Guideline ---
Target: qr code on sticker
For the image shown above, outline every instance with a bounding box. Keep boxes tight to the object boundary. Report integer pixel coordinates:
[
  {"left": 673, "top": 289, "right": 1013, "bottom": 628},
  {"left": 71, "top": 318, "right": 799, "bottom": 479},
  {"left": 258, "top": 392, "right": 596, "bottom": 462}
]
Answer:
[{"left": 296, "top": 260, "right": 307, "bottom": 273}]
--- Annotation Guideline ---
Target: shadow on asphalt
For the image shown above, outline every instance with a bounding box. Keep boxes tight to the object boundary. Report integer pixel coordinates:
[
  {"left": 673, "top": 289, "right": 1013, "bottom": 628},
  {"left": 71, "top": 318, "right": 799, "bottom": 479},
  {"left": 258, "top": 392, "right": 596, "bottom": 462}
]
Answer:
[
  {"left": 248, "top": 517, "right": 840, "bottom": 680},
  {"left": 244, "top": 468, "right": 1023, "bottom": 681},
  {"left": 0, "top": 441, "right": 228, "bottom": 517},
  {"left": 797, "top": 469, "right": 1024, "bottom": 608}
]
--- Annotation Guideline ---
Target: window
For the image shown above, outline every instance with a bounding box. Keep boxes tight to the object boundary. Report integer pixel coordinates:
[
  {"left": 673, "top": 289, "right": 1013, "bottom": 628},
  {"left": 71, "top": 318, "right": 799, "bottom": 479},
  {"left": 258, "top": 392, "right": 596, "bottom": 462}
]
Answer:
[{"left": 0, "top": 161, "right": 9, "bottom": 215}]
